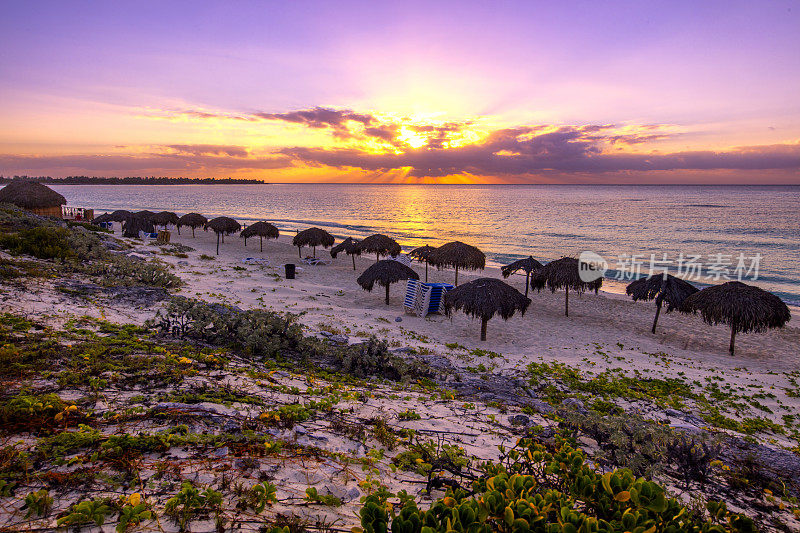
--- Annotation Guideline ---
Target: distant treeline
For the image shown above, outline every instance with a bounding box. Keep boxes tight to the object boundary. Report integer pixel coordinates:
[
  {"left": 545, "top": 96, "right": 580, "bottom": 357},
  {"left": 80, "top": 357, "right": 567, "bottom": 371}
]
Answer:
[{"left": 0, "top": 176, "right": 266, "bottom": 185}]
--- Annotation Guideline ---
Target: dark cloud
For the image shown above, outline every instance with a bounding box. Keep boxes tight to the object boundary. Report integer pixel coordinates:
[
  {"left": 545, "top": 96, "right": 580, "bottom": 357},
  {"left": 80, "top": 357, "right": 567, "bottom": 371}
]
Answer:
[
  {"left": 253, "top": 107, "right": 377, "bottom": 139},
  {"left": 166, "top": 144, "right": 249, "bottom": 157},
  {"left": 279, "top": 126, "right": 800, "bottom": 177},
  {"left": 0, "top": 152, "right": 291, "bottom": 173}
]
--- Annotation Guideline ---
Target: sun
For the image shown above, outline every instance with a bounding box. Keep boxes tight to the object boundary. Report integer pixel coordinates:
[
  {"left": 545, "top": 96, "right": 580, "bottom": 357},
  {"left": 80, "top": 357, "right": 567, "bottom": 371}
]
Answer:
[{"left": 397, "top": 127, "right": 428, "bottom": 149}]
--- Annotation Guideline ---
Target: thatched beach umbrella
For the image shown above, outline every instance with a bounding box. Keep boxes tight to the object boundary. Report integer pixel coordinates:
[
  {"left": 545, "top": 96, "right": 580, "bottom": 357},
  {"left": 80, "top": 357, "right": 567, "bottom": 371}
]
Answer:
[
  {"left": 444, "top": 278, "right": 531, "bottom": 341},
  {"left": 206, "top": 216, "right": 241, "bottom": 255},
  {"left": 152, "top": 211, "right": 179, "bottom": 230},
  {"left": 0, "top": 181, "right": 67, "bottom": 217},
  {"left": 91, "top": 212, "right": 113, "bottom": 224},
  {"left": 679, "top": 281, "right": 790, "bottom": 355},
  {"left": 626, "top": 274, "right": 698, "bottom": 333},
  {"left": 357, "top": 234, "right": 401, "bottom": 262},
  {"left": 240, "top": 221, "right": 279, "bottom": 252},
  {"left": 122, "top": 214, "right": 155, "bottom": 238},
  {"left": 409, "top": 245, "right": 436, "bottom": 282},
  {"left": 104, "top": 210, "right": 132, "bottom": 223},
  {"left": 357, "top": 260, "right": 419, "bottom": 305},
  {"left": 178, "top": 213, "right": 207, "bottom": 238},
  {"left": 501, "top": 256, "right": 543, "bottom": 298},
  {"left": 292, "top": 227, "right": 335, "bottom": 258},
  {"left": 330, "top": 237, "right": 361, "bottom": 270},
  {"left": 530, "top": 257, "right": 603, "bottom": 317},
  {"left": 427, "top": 241, "right": 485, "bottom": 286}
]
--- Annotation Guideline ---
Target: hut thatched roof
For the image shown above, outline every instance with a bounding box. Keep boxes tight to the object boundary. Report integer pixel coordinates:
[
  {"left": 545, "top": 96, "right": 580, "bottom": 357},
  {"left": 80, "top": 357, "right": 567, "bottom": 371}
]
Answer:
[
  {"left": 409, "top": 245, "right": 436, "bottom": 261},
  {"left": 293, "top": 227, "right": 335, "bottom": 248},
  {"left": 626, "top": 274, "right": 698, "bottom": 312},
  {"left": 178, "top": 213, "right": 207, "bottom": 228},
  {"left": 680, "top": 281, "right": 790, "bottom": 334},
  {"left": 152, "top": 211, "right": 179, "bottom": 226},
  {"left": 501, "top": 256, "right": 543, "bottom": 278},
  {"left": 356, "top": 260, "right": 419, "bottom": 291},
  {"left": 330, "top": 237, "right": 361, "bottom": 258},
  {"left": 240, "top": 221, "right": 279, "bottom": 239},
  {"left": 357, "top": 234, "right": 401, "bottom": 258},
  {"left": 530, "top": 257, "right": 603, "bottom": 293},
  {"left": 444, "top": 278, "right": 531, "bottom": 321},
  {"left": 206, "top": 216, "right": 241, "bottom": 235},
  {"left": 0, "top": 181, "right": 66, "bottom": 209},
  {"left": 428, "top": 241, "right": 485, "bottom": 271}
]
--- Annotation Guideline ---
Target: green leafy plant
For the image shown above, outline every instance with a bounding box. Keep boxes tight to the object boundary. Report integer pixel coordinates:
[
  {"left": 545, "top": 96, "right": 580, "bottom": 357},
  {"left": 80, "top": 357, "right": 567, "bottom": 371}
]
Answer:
[
  {"left": 304, "top": 487, "right": 342, "bottom": 507},
  {"left": 23, "top": 489, "right": 53, "bottom": 518},
  {"left": 56, "top": 498, "right": 112, "bottom": 528},
  {"left": 165, "top": 482, "right": 222, "bottom": 531}
]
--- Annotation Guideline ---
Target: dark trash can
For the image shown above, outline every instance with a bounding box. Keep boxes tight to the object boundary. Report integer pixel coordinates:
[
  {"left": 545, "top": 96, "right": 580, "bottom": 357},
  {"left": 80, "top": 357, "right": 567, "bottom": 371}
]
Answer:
[{"left": 284, "top": 263, "right": 296, "bottom": 279}]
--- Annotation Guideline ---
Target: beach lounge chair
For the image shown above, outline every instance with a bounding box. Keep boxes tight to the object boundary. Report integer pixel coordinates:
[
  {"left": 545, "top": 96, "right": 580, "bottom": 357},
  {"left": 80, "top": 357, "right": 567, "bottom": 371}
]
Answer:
[
  {"left": 391, "top": 253, "right": 413, "bottom": 266},
  {"left": 404, "top": 279, "right": 453, "bottom": 316},
  {"left": 139, "top": 231, "right": 158, "bottom": 241},
  {"left": 242, "top": 257, "right": 271, "bottom": 266},
  {"left": 302, "top": 256, "right": 332, "bottom": 266}
]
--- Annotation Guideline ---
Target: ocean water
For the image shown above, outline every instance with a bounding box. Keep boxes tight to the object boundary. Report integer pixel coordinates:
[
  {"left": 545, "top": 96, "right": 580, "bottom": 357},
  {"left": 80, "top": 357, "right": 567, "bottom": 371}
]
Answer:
[{"left": 41, "top": 184, "right": 800, "bottom": 305}]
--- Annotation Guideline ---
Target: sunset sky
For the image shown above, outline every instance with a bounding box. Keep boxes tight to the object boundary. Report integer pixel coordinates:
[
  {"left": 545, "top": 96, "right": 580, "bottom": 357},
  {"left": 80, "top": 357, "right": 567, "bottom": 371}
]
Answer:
[{"left": 1, "top": 1, "right": 798, "bottom": 183}]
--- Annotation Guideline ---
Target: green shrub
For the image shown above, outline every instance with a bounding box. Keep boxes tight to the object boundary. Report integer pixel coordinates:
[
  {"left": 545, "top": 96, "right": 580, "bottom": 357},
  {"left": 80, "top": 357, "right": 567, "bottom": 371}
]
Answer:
[
  {"left": 0, "top": 227, "right": 74, "bottom": 259},
  {"left": 366, "top": 438, "right": 755, "bottom": 533}
]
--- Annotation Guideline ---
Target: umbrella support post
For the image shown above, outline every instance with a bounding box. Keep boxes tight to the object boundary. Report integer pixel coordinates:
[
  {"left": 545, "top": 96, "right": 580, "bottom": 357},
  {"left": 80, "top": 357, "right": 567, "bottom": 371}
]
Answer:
[
  {"left": 480, "top": 318, "right": 488, "bottom": 341},
  {"left": 298, "top": 247, "right": 302, "bottom": 258},
  {"left": 192, "top": 228, "right": 195, "bottom": 238},
  {"left": 221, "top": 234, "right": 224, "bottom": 243},
  {"left": 385, "top": 284, "right": 390, "bottom": 305},
  {"left": 216, "top": 233, "right": 220, "bottom": 255},
  {"left": 352, "top": 255, "right": 356, "bottom": 270},
  {"left": 260, "top": 237, "right": 263, "bottom": 252},
  {"left": 652, "top": 301, "right": 662, "bottom": 334},
  {"left": 313, "top": 247, "right": 316, "bottom": 258},
  {"left": 525, "top": 273, "right": 529, "bottom": 297},
  {"left": 244, "top": 237, "right": 247, "bottom": 247},
  {"left": 565, "top": 287, "right": 569, "bottom": 317},
  {"left": 425, "top": 262, "right": 428, "bottom": 282},
  {"left": 729, "top": 327, "right": 736, "bottom": 355},
  {"left": 455, "top": 266, "right": 459, "bottom": 286}
]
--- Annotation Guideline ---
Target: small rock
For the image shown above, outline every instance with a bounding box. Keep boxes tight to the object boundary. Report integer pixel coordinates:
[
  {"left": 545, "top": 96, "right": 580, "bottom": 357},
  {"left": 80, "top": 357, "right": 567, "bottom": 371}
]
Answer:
[
  {"left": 177, "top": 260, "right": 189, "bottom": 266},
  {"left": 329, "top": 335, "right": 349, "bottom": 344},
  {"left": 346, "top": 487, "right": 361, "bottom": 501},
  {"left": 562, "top": 398, "right": 587, "bottom": 413},
  {"left": 294, "top": 425, "right": 307, "bottom": 436},
  {"left": 508, "top": 414, "right": 530, "bottom": 426},
  {"left": 395, "top": 317, "right": 402, "bottom": 322},
  {"left": 213, "top": 446, "right": 229, "bottom": 458},
  {"left": 664, "top": 408, "right": 684, "bottom": 418}
]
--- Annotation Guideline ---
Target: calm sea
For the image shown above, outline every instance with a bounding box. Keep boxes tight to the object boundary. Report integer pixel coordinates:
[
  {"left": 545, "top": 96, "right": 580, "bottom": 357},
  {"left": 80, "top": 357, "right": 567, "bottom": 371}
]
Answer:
[{"left": 41, "top": 184, "right": 800, "bottom": 306}]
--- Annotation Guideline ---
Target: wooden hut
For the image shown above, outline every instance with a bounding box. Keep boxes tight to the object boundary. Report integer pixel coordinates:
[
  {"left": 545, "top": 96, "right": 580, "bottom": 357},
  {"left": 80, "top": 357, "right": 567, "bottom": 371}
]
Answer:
[{"left": 0, "top": 181, "right": 67, "bottom": 217}]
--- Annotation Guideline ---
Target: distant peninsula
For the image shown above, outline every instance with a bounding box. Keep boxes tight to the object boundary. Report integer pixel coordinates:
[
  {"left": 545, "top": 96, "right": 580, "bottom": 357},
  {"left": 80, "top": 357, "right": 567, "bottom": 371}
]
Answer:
[{"left": 0, "top": 176, "right": 266, "bottom": 185}]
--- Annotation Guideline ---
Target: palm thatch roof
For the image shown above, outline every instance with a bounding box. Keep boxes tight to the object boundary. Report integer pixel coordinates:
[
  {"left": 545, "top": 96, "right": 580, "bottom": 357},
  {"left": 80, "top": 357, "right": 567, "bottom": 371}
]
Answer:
[
  {"left": 427, "top": 241, "right": 485, "bottom": 285},
  {"left": 409, "top": 245, "right": 436, "bottom": 261},
  {"left": 122, "top": 215, "right": 154, "bottom": 238},
  {"left": 240, "top": 221, "right": 279, "bottom": 252},
  {"left": 357, "top": 233, "right": 401, "bottom": 261},
  {"left": 206, "top": 216, "right": 241, "bottom": 255},
  {"left": 626, "top": 274, "right": 699, "bottom": 333},
  {"left": 152, "top": 211, "right": 179, "bottom": 227},
  {"left": 501, "top": 257, "right": 543, "bottom": 277},
  {"left": 330, "top": 237, "right": 361, "bottom": 258},
  {"left": 133, "top": 210, "right": 156, "bottom": 222},
  {"left": 356, "top": 260, "right": 419, "bottom": 305},
  {"left": 91, "top": 213, "right": 113, "bottom": 224},
  {"left": 409, "top": 245, "right": 436, "bottom": 281},
  {"left": 292, "top": 227, "right": 335, "bottom": 257},
  {"left": 206, "top": 216, "right": 241, "bottom": 235},
  {"left": 0, "top": 181, "right": 66, "bottom": 209},
  {"left": 240, "top": 221, "right": 279, "bottom": 240},
  {"left": 680, "top": 281, "right": 791, "bottom": 354},
  {"left": 530, "top": 257, "right": 603, "bottom": 316},
  {"left": 501, "top": 256, "right": 543, "bottom": 297},
  {"left": 330, "top": 237, "right": 361, "bottom": 270},
  {"left": 177, "top": 213, "right": 207, "bottom": 237},
  {"left": 106, "top": 210, "right": 132, "bottom": 222},
  {"left": 178, "top": 212, "right": 207, "bottom": 228},
  {"left": 444, "top": 278, "right": 531, "bottom": 340}
]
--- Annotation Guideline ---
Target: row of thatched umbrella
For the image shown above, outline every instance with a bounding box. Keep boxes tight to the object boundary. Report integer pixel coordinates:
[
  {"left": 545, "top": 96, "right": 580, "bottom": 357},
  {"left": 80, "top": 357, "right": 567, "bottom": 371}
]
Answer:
[{"left": 91, "top": 209, "right": 791, "bottom": 351}]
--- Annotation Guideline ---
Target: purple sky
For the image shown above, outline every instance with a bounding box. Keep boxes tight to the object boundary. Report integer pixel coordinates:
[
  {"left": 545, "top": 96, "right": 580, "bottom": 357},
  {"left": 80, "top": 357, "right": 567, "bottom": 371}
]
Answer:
[{"left": 1, "top": 1, "right": 798, "bottom": 183}]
